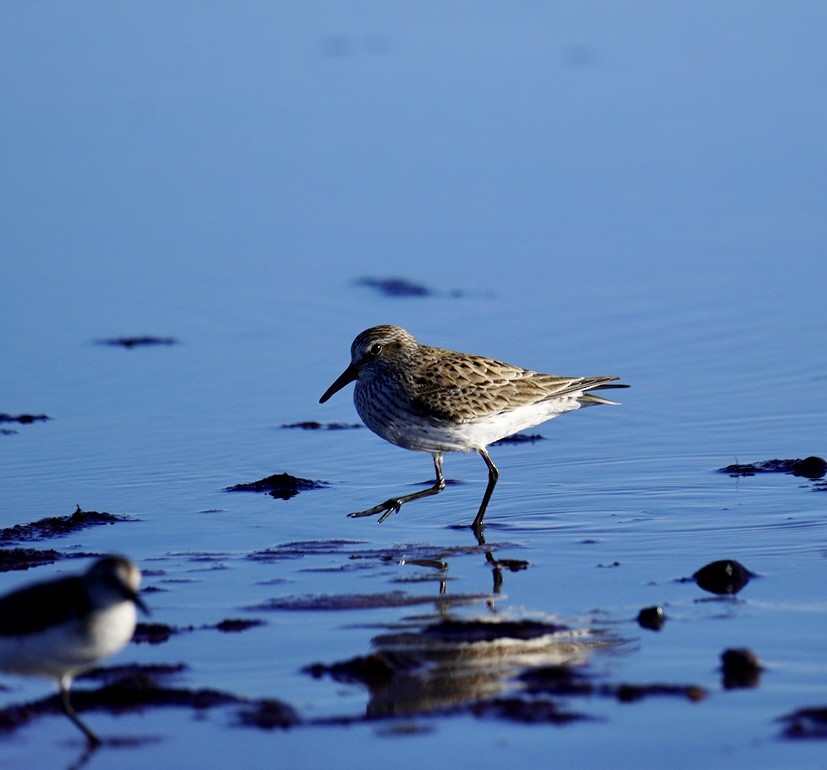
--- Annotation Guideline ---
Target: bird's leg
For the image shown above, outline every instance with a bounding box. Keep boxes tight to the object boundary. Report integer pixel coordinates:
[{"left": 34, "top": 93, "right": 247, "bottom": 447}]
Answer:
[
  {"left": 59, "top": 678, "right": 101, "bottom": 747},
  {"left": 471, "top": 448, "right": 499, "bottom": 534},
  {"left": 349, "top": 453, "right": 446, "bottom": 522}
]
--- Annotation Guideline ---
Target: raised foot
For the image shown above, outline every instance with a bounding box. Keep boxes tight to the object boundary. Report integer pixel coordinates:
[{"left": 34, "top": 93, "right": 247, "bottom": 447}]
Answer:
[{"left": 347, "top": 499, "right": 403, "bottom": 523}]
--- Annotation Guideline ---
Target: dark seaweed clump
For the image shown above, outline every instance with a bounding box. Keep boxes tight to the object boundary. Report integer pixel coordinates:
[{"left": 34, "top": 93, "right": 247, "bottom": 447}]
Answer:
[
  {"left": 0, "top": 664, "right": 299, "bottom": 736},
  {"left": 134, "top": 618, "right": 265, "bottom": 645},
  {"left": 720, "top": 456, "right": 826, "bottom": 480},
  {"left": 779, "top": 706, "right": 827, "bottom": 739},
  {"left": 280, "top": 421, "right": 361, "bottom": 431},
  {"left": 0, "top": 506, "right": 127, "bottom": 544},
  {"left": 225, "top": 473, "right": 328, "bottom": 500},
  {"left": 355, "top": 277, "right": 434, "bottom": 297},
  {"left": 0, "top": 548, "right": 63, "bottom": 572},
  {"left": 0, "top": 507, "right": 130, "bottom": 571},
  {"left": 96, "top": 336, "right": 177, "bottom": 348},
  {"left": 721, "top": 648, "right": 763, "bottom": 689},
  {"left": 0, "top": 413, "right": 50, "bottom": 425}
]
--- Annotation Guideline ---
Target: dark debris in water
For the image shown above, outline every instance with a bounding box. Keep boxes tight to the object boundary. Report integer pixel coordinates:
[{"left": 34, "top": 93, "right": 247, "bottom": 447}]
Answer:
[
  {"left": 610, "top": 683, "right": 706, "bottom": 703},
  {"left": 280, "top": 421, "right": 361, "bottom": 431},
  {"left": 347, "top": 542, "right": 492, "bottom": 563},
  {"left": 0, "top": 413, "right": 50, "bottom": 425},
  {"left": 519, "top": 665, "right": 594, "bottom": 696},
  {"left": 721, "top": 648, "right": 763, "bottom": 689},
  {"left": 247, "top": 539, "right": 361, "bottom": 563},
  {"left": 237, "top": 699, "right": 300, "bottom": 730},
  {"left": 0, "top": 547, "right": 63, "bottom": 572},
  {"left": 637, "top": 605, "right": 666, "bottom": 631},
  {"left": 96, "top": 336, "right": 178, "bottom": 348},
  {"left": 479, "top": 670, "right": 699, "bottom": 711},
  {"left": 779, "top": 706, "right": 827, "bottom": 739},
  {"left": 248, "top": 590, "right": 490, "bottom": 612},
  {"left": 690, "top": 559, "right": 755, "bottom": 595},
  {"left": 133, "top": 618, "right": 266, "bottom": 645},
  {"left": 0, "top": 662, "right": 298, "bottom": 736},
  {"left": 134, "top": 622, "right": 178, "bottom": 645},
  {"left": 355, "top": 277, "right": 434, "bottom": 297},
  {"left": 720, "top": 456, "right": 827, "bottom": 481},
  {"left": 470, "top": 697, "right": 591, "bottom": 725},
  {"left": 225, "top": 473, "right": 328, "bottom": 500},
  {"left": 83, "top": 662, "right": 188, "bottom": 684},
  {"left": 215, "top": 618, "right": 265, "bottom": 633},
  {"left": 355, "top": 276, "right": 476, "bottom": 299},
  {"left": 248, "top": 540, "right": 490, "bottom": 567},
  {"left": 305, "top": 651, "right": 421, "bottom": 688},
  {"left": 80, "top": 677, "right": 269, "bottom": 714},
  {"left": 0, "top": 505, "right": 129, "bottom": 544}
]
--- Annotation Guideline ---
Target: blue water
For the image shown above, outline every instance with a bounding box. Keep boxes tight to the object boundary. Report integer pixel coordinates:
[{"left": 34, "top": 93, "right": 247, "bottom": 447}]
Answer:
[{"left": 2, "top": 3, "right": 827, "bottom": 768}]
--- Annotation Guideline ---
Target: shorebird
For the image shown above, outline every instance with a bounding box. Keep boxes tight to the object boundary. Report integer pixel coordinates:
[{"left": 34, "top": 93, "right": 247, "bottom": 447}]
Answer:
[
  {"left": 320, "top": 325, "right": 627, "bottom": 533},
  {"left": 0, "top": 555, "right": 149, "bottom": 745}
]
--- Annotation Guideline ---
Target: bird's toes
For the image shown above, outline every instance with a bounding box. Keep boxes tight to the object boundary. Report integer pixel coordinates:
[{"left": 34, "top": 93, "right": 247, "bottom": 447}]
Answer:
[
  {"left": 377, "top": 502, "right": 402, "bottom": 523},
  {"left": 348, "top": 498, "right": 402, "bottom": 521}
]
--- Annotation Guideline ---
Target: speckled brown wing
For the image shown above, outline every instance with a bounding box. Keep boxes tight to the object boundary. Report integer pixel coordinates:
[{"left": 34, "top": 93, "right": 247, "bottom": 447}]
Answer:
[{"left": 406, "top": 348, "right": 609, "bottom": 423}]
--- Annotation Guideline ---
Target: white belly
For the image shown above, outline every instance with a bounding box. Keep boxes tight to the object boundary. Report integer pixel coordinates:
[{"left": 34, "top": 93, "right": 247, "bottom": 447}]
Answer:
[
  {"left": 358, "top": 393, "right": 583, "bottom": 453},
  {"left": 0, "top": 601, "right": 137, "bottom": 681}
]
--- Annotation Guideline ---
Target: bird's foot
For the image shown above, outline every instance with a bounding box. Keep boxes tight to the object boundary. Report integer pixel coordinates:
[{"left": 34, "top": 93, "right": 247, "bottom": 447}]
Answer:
[{"left": 348, "top": 499, "right": 403, "bottom": 522}]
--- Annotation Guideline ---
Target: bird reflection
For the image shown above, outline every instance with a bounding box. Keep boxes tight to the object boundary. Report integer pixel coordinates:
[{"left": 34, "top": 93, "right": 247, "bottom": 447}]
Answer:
[{"left": 309, "top": 613, "right": 618, "bottom": 719}]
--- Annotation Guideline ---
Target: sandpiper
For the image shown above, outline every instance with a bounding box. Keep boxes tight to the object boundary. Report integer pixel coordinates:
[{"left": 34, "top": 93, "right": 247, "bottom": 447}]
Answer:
[
  {"left": 0, "top": 555, "right": 149, "bottom": 746},
  {"left": 320, "top": 325, "right": 627, "bottom": 534}
]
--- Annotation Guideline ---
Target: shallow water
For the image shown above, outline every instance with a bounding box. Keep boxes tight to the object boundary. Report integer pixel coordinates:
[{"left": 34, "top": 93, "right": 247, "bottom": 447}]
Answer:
[{"left": 2, "top": 3, "right": 827, "bottom": 768}]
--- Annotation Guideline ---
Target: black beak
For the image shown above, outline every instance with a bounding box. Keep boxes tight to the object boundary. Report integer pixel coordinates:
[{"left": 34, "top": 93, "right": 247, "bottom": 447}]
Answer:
[
  {"left": 319, "top": 363, "right": 358, "bottom": 403},
  {"left": 130, "top": 589, "right": 150, "bottom": 616},
  {"left": 136, "top": 594, "right": 150, "bottom": 616}
]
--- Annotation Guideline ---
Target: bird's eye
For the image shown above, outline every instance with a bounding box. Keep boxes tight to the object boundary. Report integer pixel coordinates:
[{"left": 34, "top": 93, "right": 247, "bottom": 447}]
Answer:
[{"left": 369, "top": 343, "right": 382, "bottom": 356}]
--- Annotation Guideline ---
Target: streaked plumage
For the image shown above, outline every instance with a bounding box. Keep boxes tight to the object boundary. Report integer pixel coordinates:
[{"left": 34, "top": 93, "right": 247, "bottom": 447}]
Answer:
[
  {"left": 0, "top": 556, "right": 149, "bottom": 746},
  {"left": 320, "top": 325, "right": 628, "bottom": 535}
]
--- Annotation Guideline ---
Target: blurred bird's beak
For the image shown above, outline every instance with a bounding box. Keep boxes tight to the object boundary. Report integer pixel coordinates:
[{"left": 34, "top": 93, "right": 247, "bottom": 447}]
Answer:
[{"left": 132, "top": 590, "right": 150, "bottom": 616}]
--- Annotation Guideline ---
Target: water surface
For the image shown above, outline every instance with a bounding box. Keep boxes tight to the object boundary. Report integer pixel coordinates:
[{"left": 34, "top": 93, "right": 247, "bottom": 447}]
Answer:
[{"left": 1, "top": 4, "right": 826, "bottom": 768}]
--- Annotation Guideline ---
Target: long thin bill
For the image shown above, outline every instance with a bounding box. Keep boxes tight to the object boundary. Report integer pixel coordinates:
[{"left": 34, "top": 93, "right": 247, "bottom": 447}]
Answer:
[{"left": 319, "top": 363, "right": 358, "bottom": 403}]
